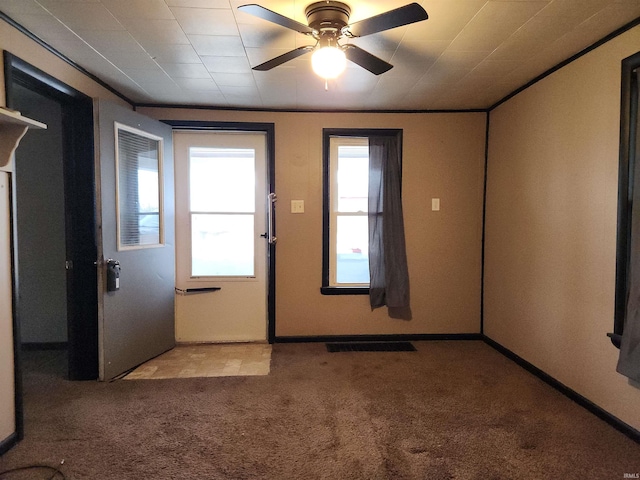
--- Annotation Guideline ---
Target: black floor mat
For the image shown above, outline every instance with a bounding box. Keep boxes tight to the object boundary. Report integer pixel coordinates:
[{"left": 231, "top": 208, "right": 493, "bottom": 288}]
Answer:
[{"left": 326, "top": 342, "right": 416, "bottom": 352}]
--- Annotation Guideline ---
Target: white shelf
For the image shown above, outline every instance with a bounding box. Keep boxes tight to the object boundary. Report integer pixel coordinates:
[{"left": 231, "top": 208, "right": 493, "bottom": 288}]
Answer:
[
  {"left": 0, "top": 107, "right": 47, "bottom": 168},
  {"left": 0, "top": 107, "right": 47, "bottom": 129}
]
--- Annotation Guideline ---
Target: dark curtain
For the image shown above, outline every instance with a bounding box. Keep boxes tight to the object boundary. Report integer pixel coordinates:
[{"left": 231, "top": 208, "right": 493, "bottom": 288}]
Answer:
[
  {"left": 368, "top": 135, "right": 411, "bottom": 319},
  {"left": 618, "top": 69, "right": 640, "bottom": 382}
]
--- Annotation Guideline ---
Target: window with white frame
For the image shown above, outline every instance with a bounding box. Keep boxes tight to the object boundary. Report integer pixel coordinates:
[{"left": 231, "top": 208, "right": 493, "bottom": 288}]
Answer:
[
  {"left": 115, "top": 123, "right": 163, "bottom": 250},
  {"left": 323, "top": 134, "right": 371, "bottom": 292}
]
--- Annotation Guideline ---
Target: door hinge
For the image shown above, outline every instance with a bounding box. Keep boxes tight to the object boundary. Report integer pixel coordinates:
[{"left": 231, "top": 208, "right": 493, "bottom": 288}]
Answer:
[{"left": 65, "top": 260, "right": 73, "bottom": 270}]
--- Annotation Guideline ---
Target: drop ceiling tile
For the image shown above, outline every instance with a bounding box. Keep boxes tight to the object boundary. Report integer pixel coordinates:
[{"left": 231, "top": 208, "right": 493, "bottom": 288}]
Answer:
[
  {"left": 110, "top": 51, "right": 159, "bottom": 69},
  {"left": 138, "top": 84, "right": 190, "bottom": 102},
  {"left": 3, "top": 0, "right": 639, "bottom": 110},
  {"left": 237, "top": 22, "right": 298, "bottom": 49},
  {"left": 536, "top": 0, "right": 610, "bottom": 18},
  {"left": 348, "top": 29, "right": 404, "bottom": 57},
  {"left": 579, "top": 2, "right": 640, "bottom": 34},
  {"left": 434, "top": 50, "right": 491, "bottom": 70},
  {"left": 174, "top": 78, "right": 220, "bottom": 91},
  {"left": 189, "top": 35, "right": 245, "bottom": 56},
  {"left": 467, "top": 60, "right": 521, "bottom": 79},
  {"left": 254, "top": 71, "right": 297, "bottom": 91},
  {"left": 186, "top": 90, "right": 228, "bottom": 105},
  {"left": 210, "top": 72, "right": 256, "bottom": 87},
  {"left": 124, "top": 68, "right": 174, "bottom": 85},
  {"left": 46, "top": 38, "right": 104, "bottom": 61},
  {"left": 402, "top": 0, "right": 488, "bottom": 42},
  {"left": 127, "top": 20, "right": 190, "bottom": 46},
  {"left": 171, "top": 7, "right": 237, "bottom": 36},
  {"left": 35, "top": 1, "right": 124, "bottom": 31},
  {"left": 101, "top": 0, "right": 174, "bottom": 20},
  {"left": 224, "top": 95, "right": 264, "bottom": 108},
  {"left": 0, "top": 0, "right": 48, "bottom": 15},
  {"left": 159, "top": 63, "right": 211, "bottom": 78},
  {"left": 5, "top": 13, "right": 77, "bottom": 41},
  {"left": 75, "top": 30, "right": 142, "bottom": 53},
  {"left": 145, "top": 44, "right": 201, "bottom": 63},
  {"left": 218, "top": 84, "right": 259, "bottom": 96},
  {"left": 372, "top": 70, "right": 424, "bottom": 95},
  {"left": 447, "top": 1, "right": 549, "bottom": 52},
  {"left": 487, "top": 15, "right": 580, "bottom": 62},
  {"left": 167, "top": 0, "right": 229, "bottom": 7},
  {"left": 335, "top": 71, "right": 380, "bottom": 93},
  {"left": 391, "top": 41, "right": 450, "bottom": 73},
  {"left": 415, "top": 64, "right": 470, "bottom": 88},
  {"left": 541, "top": 4, "right": 640, "bottom": 65},
  {"left": 201, "top": 55, "right": 252, "bottom": 74}
]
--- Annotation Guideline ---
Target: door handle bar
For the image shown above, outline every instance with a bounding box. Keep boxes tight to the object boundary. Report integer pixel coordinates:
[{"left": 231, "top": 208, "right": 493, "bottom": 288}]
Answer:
[{"left": 267, "top": 192, "right": 277, "bottom": 244}]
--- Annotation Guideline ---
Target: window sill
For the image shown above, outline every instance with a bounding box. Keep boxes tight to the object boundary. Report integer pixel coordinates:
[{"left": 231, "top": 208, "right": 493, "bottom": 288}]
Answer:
[
  {"left": 320, "top": 286, "right": 369, "bottom": 295},
  {"left": 607, "top": 332, "right": 622, "bottom": 349}
]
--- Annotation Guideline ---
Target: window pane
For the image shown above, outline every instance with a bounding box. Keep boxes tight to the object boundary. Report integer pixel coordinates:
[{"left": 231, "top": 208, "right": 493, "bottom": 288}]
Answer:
[
  {"left": 191, "top": 214, "right": 254, "bottom": 276},
  {"left": 117, "top": 128, "right": 161, "bottom": 247},
  {"left": 336, "top": 215, "right": 369, "bottom": 284},
  {"left": 190, "top": 147, "right": 255, "bottom": 213},
  {"left": 337, "top": 145, "right": 369, "bottom": 213}
]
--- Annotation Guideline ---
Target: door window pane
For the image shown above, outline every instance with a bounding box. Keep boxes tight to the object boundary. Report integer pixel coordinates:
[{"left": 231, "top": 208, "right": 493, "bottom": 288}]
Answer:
[
  {"left": 190, "top": 148, "right": 255, "bottom": 213},
  {"left": 191, "top": 214, "right": 254, "bottom": 276},
  {"left": 189, "top": 146, "right": 257, "bottom": 277},
  {"left": 116, "top": 125, "right": 163, "bottom": 248}
]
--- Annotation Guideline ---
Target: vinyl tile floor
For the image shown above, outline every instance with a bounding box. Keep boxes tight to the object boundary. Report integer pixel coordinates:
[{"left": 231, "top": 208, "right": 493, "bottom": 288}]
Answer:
[{"left": 123, "top": 343, "right": 272, "bottom": 380}]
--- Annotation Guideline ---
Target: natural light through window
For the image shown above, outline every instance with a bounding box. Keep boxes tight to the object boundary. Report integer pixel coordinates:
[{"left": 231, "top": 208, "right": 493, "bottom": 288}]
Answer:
[
  {"left": 189, "top": 147, "right": 256, "bottom": 277},
  {"left": 330, "top": 137, "right": 370, "bottom": 286},
  {"left": 116, "top": 125, "right": 163, "bottom": 249}
]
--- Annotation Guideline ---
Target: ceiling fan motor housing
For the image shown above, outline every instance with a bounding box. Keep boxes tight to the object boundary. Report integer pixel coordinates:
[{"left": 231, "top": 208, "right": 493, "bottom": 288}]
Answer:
[{"left": 305, "top": 1, "right": 351, "bottom": 42}]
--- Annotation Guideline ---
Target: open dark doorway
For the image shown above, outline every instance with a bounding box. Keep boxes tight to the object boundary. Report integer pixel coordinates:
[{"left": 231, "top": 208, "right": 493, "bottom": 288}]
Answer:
[{"left": 4, "top": 53, "right": 98, "bottom": 408}]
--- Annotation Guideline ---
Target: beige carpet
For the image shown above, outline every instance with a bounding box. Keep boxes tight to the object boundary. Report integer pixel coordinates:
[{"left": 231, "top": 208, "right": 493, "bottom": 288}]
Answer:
[{"left": 124, "top": 343, "right": 272, "bottom": 380}]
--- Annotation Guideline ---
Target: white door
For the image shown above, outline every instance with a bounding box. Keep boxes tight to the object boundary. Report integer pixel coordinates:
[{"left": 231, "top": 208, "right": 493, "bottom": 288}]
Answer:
[{"left": 174, "top": 132, "right": 269, "bottom": 342}]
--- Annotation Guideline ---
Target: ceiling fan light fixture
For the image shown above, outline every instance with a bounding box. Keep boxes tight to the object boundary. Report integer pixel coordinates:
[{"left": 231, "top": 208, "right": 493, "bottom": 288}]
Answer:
[{"left": 311, "top": 46, "right": 346, "bottom": 79}]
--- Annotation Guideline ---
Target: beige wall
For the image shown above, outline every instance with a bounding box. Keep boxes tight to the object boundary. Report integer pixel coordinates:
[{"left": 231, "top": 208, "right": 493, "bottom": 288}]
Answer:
[
  {"left": 484, "top": 26, "right": 640, "bottom": 431},
  {"left": 140, "top": 107, "right": 487, "bottom": 338}
]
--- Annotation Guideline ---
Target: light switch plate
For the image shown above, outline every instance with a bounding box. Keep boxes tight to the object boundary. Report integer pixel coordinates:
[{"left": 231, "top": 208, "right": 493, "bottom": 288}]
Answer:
[
  {"left": 291, "top": 200, "right": 304, "bottom": 213},
  {"left": 432, "top": 198, "right": 440, "bottom": 211}
]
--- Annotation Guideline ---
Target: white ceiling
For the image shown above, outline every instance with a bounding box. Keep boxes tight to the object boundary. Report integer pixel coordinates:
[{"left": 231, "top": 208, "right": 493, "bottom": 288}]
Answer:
[{"left": 1, "top": 0, "right": 639, "bottom": 111}]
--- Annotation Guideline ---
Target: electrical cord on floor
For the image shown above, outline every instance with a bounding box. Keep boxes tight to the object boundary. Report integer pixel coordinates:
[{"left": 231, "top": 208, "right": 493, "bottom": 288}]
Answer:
[{"left": 0, "top": 463, "right": 66, "bottom": 479}]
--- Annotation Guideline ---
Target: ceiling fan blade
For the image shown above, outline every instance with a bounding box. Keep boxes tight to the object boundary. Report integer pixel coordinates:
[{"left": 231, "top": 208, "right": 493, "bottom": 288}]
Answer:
[
  {"left": 344, "top": 45, "right": 393, "bottom": 75},
  {"left": 345, "top": 3, "right": 428, "bottom": 38},
  {"left": 238, "top": 4, "right": 315, "bottom": 35},
  {"left": 252, "top": 46, "right": 315, "bottom": 71}
]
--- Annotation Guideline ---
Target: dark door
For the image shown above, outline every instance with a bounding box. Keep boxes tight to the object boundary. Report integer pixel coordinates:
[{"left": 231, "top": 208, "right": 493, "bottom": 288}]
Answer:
[{"left": 95, "top": 100, "right": 175, "bottom": 380}]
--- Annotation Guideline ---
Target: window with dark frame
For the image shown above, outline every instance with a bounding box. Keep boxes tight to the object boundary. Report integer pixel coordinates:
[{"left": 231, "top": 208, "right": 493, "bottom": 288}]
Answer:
[
  {"left": 321, "top": 128, "right": 403, "bottom": 295},
  {"left": 612, "top": 51, "right": 640, "bottom": 349}
]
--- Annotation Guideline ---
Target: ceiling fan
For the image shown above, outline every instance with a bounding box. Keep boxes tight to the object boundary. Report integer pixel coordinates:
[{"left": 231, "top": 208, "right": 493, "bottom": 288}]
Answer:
[{"left": 237, "top": 2, "right": 429, "bottom": 81}]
